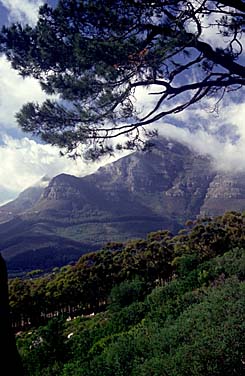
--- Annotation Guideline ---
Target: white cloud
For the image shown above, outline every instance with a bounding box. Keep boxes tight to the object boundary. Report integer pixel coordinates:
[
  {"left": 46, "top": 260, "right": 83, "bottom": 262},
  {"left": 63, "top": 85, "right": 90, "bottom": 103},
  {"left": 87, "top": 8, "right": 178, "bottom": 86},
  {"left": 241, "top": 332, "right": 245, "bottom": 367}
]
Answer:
[
  {"left": 0, "top": 56, "right": 46, "bottom": 130},
  {"left": 0, "top": 135, "right": 101, "bottom": 194},
  {"left": 0, "top": 58, "right": 128, "bottom": 200},
  {"left": 0, "top": 0, "right": 43, "bottom": 25},
  {"left": 222, "top": 102, "right": 245, "bottom": 140},
  {"left": 0, "top": 135, "right": 128, "bottom": 201},
  {"left": 155, "top": 105, "right": 245, "bottom": 174},
  {"left": 133, "top": 71, "right": 245, "bottom": 175}
]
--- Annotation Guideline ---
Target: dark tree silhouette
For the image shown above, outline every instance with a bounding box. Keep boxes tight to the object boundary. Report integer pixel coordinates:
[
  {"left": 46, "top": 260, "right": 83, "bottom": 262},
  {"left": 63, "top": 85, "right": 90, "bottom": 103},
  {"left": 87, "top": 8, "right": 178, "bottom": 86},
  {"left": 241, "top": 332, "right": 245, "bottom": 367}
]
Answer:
[
  {"left": 0, "top": 0, "right": 244, "bottom": 158},
  {"left": 0, "top": 255, "right": 24, "bottom": 375}
]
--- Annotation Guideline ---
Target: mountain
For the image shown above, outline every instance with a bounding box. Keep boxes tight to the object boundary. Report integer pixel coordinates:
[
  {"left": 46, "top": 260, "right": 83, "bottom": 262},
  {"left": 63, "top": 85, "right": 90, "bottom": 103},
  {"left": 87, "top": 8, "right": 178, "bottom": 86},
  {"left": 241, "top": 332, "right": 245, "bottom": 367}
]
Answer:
[
  {"left": 1, "top": 138, "right": 245, "bottom": 274},
  {"left": 0, "top": 176, "right": 50, "bottom": 224},
  {"left": 200, "top": 173, "right": 245, "bottom": 216}
]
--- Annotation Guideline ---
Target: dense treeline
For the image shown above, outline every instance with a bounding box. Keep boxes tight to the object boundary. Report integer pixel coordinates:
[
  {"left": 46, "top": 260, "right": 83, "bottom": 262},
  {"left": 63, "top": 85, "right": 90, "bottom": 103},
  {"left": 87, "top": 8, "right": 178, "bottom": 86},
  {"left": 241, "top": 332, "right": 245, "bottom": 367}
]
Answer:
[
  {"left": 15, "top": 213, "right": 244, "bottom": 375},
  {"left": 9, "top": 211, "right": 244, "bottom": 330}
]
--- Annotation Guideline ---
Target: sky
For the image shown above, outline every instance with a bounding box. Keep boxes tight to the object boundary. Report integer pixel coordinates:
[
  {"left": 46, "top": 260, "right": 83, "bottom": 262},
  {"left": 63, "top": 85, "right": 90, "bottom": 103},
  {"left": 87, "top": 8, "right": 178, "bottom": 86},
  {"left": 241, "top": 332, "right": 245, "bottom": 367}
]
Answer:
[{"left": 0, "top": 0, "right": 244, "bottom": 205}]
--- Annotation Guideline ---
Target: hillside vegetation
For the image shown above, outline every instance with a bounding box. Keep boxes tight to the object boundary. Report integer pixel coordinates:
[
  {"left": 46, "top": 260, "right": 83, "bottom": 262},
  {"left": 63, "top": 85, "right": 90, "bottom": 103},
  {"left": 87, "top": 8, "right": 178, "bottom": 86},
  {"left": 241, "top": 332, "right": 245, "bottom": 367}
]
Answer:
[{"left": 11, "top": 211, "right": 245, "bottom": 376}]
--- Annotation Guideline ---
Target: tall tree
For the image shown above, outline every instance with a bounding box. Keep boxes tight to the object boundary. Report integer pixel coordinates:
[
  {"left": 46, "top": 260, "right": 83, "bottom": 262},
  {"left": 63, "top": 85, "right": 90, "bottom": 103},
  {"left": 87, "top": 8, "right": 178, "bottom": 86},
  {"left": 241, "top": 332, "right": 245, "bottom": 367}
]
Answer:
[
  {"left": 0, "top": 255, "right": 24, "bottom": 375},
  {"left": 0, "top": 0, "right": 244, "bottom": 158}
]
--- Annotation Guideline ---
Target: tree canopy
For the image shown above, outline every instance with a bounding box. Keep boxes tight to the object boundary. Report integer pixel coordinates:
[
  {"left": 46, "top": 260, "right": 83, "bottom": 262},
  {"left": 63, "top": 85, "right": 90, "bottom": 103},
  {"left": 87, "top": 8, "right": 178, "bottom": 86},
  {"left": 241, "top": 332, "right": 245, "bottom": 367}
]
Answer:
[
  {"left": 10, "top": 211, "right": 245, "bottom": 375},
  {"left": 0, "top": 0, "right": 245, "bottom": 158}
]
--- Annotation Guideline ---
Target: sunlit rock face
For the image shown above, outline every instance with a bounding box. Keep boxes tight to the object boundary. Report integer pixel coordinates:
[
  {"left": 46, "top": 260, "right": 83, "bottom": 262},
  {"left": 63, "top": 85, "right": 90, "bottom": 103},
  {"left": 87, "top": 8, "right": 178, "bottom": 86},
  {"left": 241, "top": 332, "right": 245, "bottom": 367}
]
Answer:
[
  {"left": 200, "top": 173, "right": 245, "bottom": 216},
  {"left": 33, "top": 139, "right": 216, "bottom": 222},
  {"left": 0, "top": 137, "right": 245, "bottom": 273}
]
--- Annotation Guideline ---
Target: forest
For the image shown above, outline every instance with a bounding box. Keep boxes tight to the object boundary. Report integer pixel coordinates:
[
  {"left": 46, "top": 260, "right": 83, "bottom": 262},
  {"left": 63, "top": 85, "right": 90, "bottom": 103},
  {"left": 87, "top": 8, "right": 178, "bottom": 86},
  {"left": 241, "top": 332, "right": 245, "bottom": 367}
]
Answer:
[{"left": 10, "top": 211, "right": 244, "bottom": 375}]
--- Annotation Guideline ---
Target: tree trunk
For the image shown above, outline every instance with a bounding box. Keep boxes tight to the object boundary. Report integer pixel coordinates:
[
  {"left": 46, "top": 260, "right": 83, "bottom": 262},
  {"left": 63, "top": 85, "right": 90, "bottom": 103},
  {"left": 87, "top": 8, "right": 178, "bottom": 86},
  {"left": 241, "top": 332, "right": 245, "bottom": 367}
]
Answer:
[{"left": 0, "top": 254, "right": 24, "bottom": 375}]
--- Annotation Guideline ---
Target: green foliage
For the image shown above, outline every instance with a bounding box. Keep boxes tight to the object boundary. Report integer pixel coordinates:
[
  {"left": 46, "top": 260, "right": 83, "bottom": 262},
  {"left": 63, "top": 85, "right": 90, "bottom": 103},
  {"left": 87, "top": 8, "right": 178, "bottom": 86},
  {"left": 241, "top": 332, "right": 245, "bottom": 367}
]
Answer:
[
  {"left": 172, "top": 253, "right": 199, "bottom": 277},
  {"left": 83, "top": 277, "right": 244, "bottom": 376},
  {"left": 108, "top": 278, "right": 147, "bottom": 312},
  {"left": 26, "top": 269, "right": 43, "bottom": 278},
  {"left": 8, "top": 212, "right": 244, "bottom": 329},
  {"left": 10, "top": 212, "right": 245, "bottom": 375},
  {"left": 108, "top": 301, "right": 147, "bottom": 334},
  {"left": 18, "top": 317, "right": 68, "bottom": 375}
]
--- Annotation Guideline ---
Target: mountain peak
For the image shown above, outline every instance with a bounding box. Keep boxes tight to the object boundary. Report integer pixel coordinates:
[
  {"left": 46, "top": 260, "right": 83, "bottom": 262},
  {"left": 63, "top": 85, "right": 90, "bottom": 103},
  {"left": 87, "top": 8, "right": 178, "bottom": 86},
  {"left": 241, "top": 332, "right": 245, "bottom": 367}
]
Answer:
[{"left": 1, "top": 137, "right": 245, "bottom": 273}]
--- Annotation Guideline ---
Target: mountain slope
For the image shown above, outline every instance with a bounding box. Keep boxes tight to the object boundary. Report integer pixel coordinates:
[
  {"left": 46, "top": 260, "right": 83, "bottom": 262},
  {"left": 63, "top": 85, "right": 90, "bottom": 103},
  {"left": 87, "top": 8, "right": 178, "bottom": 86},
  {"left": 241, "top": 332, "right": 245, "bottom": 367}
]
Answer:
[
  {"left": 0, "top": 185, "right": 18, "bottom": 207},
  {"left": 1, "top": 138, "right": 245, "bottom": 273},
  {"left": 0, "top": 176, "right": 50, "bottom": 224}
]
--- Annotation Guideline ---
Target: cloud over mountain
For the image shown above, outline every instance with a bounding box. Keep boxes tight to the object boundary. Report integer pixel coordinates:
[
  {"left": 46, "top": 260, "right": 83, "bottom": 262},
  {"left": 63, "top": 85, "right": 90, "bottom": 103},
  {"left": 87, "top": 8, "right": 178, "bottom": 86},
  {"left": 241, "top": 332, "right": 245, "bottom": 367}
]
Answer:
[{"left": 0, "top": 0, "right": 244, "bottom": 204}]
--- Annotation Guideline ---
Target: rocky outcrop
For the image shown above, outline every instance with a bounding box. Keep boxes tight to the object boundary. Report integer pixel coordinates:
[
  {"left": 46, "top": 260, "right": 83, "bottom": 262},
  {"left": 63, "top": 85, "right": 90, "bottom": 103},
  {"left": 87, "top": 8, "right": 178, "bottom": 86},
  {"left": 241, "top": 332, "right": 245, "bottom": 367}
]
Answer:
[
  {"left": 200, "top": 173, "right": 245, "bottom": 216},
  {"left": 33, "top": 139, "right": 216, "bottom": 222}
]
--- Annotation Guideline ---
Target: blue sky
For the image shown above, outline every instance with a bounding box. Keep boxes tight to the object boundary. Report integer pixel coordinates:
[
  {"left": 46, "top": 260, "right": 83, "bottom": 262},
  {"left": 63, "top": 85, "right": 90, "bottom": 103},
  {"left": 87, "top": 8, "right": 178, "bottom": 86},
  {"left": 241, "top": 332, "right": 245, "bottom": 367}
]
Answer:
[{"left": 0, "top": 1, "right": 245, "bottom": 205}]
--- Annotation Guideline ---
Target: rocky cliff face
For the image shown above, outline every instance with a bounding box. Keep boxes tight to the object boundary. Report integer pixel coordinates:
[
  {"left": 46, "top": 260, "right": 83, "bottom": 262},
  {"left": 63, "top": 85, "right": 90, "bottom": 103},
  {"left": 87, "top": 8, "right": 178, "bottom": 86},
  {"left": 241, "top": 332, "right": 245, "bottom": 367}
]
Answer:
[
  {"left": 0, "top": 138, "right": 245, "bottom": 273},
  {"left": 200, "top": 173, "right": 245, "bottom": 216},
  {"left": 33, "top": 139, "right": 216, "bottom": 222}
]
